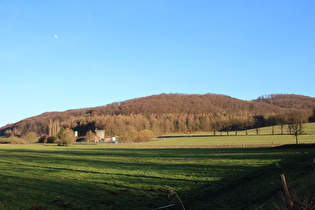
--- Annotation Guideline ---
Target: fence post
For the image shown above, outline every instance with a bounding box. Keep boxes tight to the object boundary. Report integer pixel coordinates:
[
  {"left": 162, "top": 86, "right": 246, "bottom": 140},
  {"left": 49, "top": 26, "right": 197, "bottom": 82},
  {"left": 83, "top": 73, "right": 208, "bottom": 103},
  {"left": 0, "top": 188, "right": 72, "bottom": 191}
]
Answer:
[{"left": 280, "top": 174, "right": 294, "bottom": 207}]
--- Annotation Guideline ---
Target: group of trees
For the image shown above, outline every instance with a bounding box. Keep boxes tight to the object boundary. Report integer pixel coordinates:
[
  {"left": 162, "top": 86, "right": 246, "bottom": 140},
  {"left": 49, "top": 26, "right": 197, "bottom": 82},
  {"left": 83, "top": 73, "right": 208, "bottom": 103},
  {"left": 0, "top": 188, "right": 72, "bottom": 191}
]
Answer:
[
  {"left": 256, "top": 94, "right": 315, "bottom": 109},
  {"left": 1, "top": 128, "right": 76, "bottom": 146},
  {"left": 0, "top": 109, "right": 313, "bottom": 144},
  {"left": 38, "top": 122, "right": 76, "bottom": 146},
  {"left": 70, "top": 109, "right": 312, "bottom": 139},
  {"left": 6, "top": 108, "right": 311, "bottom": 144},
  {"left": 1, "top": 93, "right": 314, "bottom": 144},
  {"left": 0, "top": 93, "right": 285, "bottom": 136}
]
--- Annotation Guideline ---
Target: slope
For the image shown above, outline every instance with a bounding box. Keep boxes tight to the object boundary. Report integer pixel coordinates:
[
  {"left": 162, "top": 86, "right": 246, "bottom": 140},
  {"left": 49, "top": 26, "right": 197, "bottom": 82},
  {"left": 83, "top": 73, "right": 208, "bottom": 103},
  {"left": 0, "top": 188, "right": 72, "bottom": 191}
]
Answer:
[{"left": 0, "top": 93, "right": 313, "bottom": 137}]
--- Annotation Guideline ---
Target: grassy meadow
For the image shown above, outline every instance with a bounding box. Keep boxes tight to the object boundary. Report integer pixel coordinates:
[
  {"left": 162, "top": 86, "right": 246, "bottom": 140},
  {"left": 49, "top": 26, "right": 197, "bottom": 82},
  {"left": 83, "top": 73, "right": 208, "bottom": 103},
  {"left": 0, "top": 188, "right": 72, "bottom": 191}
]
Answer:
[
  {"left": 0, "top": 123, "right": 314, "bottom": 209},
  {"left": 0, "top": 146, "right": 314, "bottom": 209},
  {"left": 137, "top": 123, "right": 315, "bottom": 147},
  {"left": 140, "top": 135, "right": 315, "bottom": 147}
]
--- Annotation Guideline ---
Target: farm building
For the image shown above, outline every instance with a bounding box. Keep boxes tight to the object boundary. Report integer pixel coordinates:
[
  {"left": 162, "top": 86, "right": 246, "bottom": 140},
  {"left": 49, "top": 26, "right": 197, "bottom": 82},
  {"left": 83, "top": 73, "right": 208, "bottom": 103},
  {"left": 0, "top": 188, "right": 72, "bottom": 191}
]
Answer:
[{"left": 95, "top": 129, "right": 105, "bottom": 140}]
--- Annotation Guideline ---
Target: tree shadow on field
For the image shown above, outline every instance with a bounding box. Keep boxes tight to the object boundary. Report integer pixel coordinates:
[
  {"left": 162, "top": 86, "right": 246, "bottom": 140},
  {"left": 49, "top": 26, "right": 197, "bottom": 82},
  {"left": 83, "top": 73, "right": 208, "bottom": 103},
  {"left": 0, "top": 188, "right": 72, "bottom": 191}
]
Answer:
[
  {"left": 1, "top": 146, "right": 313, "bottom": 209},
  {"left": 184, "top": 148, "right": 315, "bottom": 210},
  {"left": 0, "top": 159, "right": 228, "bottom": 209},
  {"left": 0, "top": 170, "right": 176, "bottom": 209},
  {"left": 0, "top": 154, "right": 256, "bottom": 183},
  {"left": 0, "top": 147, "right": 303, "bottom": 160}
]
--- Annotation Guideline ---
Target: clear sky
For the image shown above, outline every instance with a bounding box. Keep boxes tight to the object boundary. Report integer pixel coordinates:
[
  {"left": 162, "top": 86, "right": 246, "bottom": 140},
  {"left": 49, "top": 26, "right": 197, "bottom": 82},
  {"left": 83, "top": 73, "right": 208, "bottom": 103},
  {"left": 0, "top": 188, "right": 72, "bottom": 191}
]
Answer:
[{"left": 1, "top": 0, "right": 314, "bottom": 127}]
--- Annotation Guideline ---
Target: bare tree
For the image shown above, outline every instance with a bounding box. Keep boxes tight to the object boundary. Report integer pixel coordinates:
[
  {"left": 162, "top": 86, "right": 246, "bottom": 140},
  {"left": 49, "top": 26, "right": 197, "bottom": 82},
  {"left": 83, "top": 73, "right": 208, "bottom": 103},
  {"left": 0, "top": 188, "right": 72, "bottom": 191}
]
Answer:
[
  {"left": 286, "top": 109, "right": 311, "bottom": 144},
  {"left": 288, "top": 123, "right": 304, "bottom": 144}
]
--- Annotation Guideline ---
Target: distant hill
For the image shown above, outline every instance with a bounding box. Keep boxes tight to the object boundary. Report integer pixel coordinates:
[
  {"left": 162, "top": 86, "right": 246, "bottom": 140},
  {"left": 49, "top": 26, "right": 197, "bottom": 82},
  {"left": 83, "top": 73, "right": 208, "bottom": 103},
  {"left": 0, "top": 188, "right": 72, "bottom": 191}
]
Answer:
[
  {"left": 255, "top": 94, "right": 315, "bottom": 109},
  {"left": 86, "top": 93, "right": 284, "bottom": 115},
  {"left": 1, "top": 93, "right": 314, "bottom": 138}
]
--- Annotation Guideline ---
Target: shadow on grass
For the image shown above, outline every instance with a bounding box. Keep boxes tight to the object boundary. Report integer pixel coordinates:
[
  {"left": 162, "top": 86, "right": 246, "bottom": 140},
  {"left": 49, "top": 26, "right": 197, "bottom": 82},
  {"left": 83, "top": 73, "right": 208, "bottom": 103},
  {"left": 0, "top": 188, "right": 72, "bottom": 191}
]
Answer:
[
  {"left": 0, "top": 147, "right": 307, "bottom": 160},
  {"left": 185, "top": 148, "right": 315, "bottom": 210},
  {"left": 0, "top": 146, "right": 314, "bottom": 209},
  {"left": 0, "top": 171, "right": 178, "bottom": 209}
]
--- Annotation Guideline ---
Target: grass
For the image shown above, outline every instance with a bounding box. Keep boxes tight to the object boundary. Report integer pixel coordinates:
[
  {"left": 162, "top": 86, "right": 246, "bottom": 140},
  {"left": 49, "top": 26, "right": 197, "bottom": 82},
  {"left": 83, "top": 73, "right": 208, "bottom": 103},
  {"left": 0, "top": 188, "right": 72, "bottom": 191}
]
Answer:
[
  {"left": 138, "top": 123, "right": 315, "bottom": 147},
  {"left": 158, "top": 122, "right": 315, "bottom": 136},
  {"left": 0, "top": 144, "right": 314, "bottom": 209},
  {"left": 140, "top": 135, "right": 314, "bottom": 147},
  {"left": 0, "top": 123, "right": 314, "bottom": 209}
]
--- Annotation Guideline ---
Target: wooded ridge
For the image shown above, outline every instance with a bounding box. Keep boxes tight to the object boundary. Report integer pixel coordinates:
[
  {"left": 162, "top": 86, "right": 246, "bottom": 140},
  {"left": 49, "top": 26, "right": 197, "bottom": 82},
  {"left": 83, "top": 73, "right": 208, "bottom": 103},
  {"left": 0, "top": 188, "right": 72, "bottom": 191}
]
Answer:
[{"left": 1, "top": 93, "right": 314, "bottom": 141}]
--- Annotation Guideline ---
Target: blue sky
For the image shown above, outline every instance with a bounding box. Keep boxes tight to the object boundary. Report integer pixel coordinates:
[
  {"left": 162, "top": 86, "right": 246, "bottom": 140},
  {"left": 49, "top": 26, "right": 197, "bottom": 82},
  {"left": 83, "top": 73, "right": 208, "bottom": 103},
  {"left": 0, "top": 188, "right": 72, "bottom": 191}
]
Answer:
[{"left": 1, "top": 0, "right": 315, "bottom": 127}]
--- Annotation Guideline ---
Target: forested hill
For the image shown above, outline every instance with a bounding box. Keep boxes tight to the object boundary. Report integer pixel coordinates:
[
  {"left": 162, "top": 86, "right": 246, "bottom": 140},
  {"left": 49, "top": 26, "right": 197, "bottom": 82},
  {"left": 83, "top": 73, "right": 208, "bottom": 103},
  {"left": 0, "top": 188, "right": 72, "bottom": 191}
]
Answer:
[
  {"left": 255, "top": 94, "right": 315, "bottom": 109},
  {"left": 1, "top": 93, "right": 314, "bottom": 138},
  {"left": 87, "top": 93, "right": 284, "bottom": 115}
]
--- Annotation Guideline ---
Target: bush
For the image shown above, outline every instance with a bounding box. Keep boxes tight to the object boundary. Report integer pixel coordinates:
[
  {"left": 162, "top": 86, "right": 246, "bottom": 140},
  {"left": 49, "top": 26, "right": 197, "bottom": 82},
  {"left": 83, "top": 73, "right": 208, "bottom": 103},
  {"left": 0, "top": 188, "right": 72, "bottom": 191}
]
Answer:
[
  {"left": 58, "top": 128, "right": 76, "bottom": 146},
  {"left": 119, "top": 128, "right": 155, "bottom": 142},
  {"left": 119, "top": 126, "right": 138, "bottom": 142},
  {"left": 0, "top": 137, "right": 25, "bottom": 144},
  {"left": 137, "top": 130, "right": 155, "bottom": 142},
  {"left": 38, "top": 135, "right": 47, "bottom": 143},
  {"left": 22, "top": 132, "right": 38, "bottom": 144},
  {"left": 85, "top": 130, "right": 96, "bottom": 143},
  {"left": 47, "top": 136, "right": 57, "bottom": 143}
]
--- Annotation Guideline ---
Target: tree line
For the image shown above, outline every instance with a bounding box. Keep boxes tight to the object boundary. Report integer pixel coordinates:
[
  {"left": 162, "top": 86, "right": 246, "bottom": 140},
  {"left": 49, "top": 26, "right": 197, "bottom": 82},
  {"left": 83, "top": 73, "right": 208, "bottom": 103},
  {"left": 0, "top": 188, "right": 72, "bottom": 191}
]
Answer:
[
  {"left": 0, "top": 94, "right": 314, "bottom": 143},
  {"left": 3, "top": 109, "right": 312, "bottom": 144}
]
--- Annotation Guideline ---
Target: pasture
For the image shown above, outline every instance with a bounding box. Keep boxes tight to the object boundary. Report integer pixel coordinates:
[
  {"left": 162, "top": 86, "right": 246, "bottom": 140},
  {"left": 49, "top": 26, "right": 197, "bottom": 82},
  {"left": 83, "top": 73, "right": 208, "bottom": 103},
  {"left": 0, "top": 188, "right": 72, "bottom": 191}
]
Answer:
[
  {"left": 0, "top": 143, "right": 314, "bottom": 209},
  {"left": 139, "top": 123, "right": 315, "bottom": 147},
  {"left": 0, "top": 123, "right": 314, "bottom": 209},
  {"left": 141, "top": 134, "right": 315, "bottom": 147},
  {"left": 160, "top": 122, "right": 315, "bottom": 137}
]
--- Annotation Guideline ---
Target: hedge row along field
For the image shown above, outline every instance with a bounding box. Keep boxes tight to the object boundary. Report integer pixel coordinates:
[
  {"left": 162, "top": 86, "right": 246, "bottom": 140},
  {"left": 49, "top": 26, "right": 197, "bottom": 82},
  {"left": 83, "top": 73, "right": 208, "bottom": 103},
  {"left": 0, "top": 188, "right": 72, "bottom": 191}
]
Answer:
[{"left": 0, "top": 143, "right": 314, "bottom": 209}]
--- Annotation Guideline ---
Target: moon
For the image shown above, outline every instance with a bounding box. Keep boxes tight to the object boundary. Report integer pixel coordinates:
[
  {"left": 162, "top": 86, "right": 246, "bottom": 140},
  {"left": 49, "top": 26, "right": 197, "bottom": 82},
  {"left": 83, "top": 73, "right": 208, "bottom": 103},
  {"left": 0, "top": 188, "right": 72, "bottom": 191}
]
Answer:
[{"left": 54, "top": 35, "right": 58, "bottom": 39}]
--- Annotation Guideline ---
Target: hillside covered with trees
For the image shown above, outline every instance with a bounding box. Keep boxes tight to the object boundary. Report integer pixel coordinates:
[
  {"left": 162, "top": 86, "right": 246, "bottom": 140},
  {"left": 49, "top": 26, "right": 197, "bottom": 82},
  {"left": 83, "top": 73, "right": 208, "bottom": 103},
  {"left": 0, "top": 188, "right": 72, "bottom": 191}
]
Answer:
[
  {"left": 255, "top": 94, "right": 315, "bottom": 109},
  {"left": 1, "top": 93, "right": 314, "bottom": 142}
]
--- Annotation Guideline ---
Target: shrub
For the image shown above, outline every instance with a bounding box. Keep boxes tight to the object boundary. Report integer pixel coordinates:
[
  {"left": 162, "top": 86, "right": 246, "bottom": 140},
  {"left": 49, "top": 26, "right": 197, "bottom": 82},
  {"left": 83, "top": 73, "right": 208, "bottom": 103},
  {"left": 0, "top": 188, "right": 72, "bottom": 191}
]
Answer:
[
  {"left": 137, "top": 130, "right": 155, "bottom": 142},
  {"left": 58, "top": 128, "right": 76, "bottom": 146},
  {"left": 85, "top": 130, "right": 96, "bottom": 143},
  {"left": 119, "top": 126, "right": 138, "bottom": 142},
  {"left": 38, "top": 135, "right": 47, "bottom": 143},
  {"left": 22, "top": 132, "right": 38, "bottom": 144},
  {"left": 47, "top": 136, "right": 57, "bottom": 143},
  {"left": 0, "top": 137, "right": 25, "bottom": 144}
]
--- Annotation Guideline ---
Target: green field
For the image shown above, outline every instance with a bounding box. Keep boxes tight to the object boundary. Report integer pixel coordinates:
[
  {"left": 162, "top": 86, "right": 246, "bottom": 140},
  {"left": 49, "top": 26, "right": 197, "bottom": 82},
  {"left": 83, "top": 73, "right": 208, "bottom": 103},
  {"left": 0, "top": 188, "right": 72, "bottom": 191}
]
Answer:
[
  {"left": 0, "top": 123, "right": 314, "bottom": 209},
  {"left": 159, "top": 122, "right": 315, "bottom": 136},
  {"left": 133, "top": 123, "right": 315, "bottom": 147},
  {"left": 0, "top": 143, "right": 314, "bottom": 209},
  {"left": 139, "top": 135, "right": 315, "bottom": 147}
]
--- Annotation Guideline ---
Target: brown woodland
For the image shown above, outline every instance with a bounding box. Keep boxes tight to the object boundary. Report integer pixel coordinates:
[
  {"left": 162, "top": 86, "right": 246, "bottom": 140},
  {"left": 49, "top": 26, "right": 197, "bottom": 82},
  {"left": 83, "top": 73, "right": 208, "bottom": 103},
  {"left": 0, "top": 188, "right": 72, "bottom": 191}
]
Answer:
[{"left": 1, "top": 94, "right": 314, "bottom": 141}]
